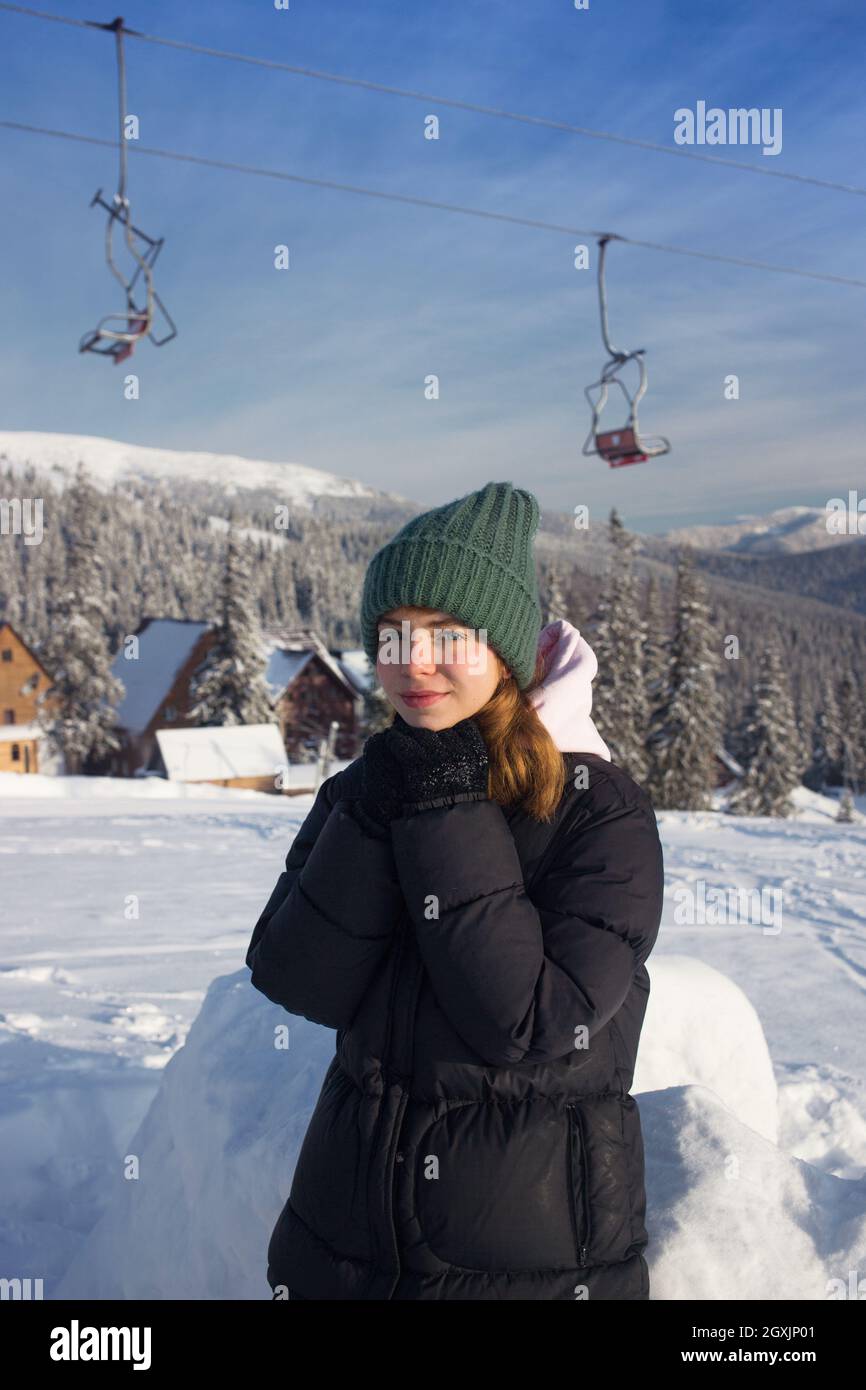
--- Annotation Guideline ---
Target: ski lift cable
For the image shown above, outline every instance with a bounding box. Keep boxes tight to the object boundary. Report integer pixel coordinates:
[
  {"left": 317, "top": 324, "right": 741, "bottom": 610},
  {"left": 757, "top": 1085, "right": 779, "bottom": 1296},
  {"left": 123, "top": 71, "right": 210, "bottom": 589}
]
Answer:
[
  {"left": 98, "top": 17, "right": 152, "bottom": 322},
  {"left": 2, "top": 2, "right": 866, "bottom": 200},
  {"left": 3, "top": 118, "right": 866, "bottom": 291}
]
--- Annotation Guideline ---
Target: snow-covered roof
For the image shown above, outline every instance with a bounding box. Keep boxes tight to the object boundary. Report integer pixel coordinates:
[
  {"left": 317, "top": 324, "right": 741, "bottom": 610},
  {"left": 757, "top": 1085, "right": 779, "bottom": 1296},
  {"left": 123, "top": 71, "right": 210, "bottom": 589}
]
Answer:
[
  {"left": 111, "top": 620, "right": 212, "bottom": 735},
  {"left": 337, "top": 649, "right": 376, "bottom": 693},
  {"left": 155, "top": 723, "right": 287, "bottom": 782},
  {"left": 261, "top": 628, "right": 359, "bottom": 700},
  {"left": 0, "top": 722, "right": 42, "bottom": 742},
  {"left": 263, "top": 648, "right": 312, "bottom": 698}
]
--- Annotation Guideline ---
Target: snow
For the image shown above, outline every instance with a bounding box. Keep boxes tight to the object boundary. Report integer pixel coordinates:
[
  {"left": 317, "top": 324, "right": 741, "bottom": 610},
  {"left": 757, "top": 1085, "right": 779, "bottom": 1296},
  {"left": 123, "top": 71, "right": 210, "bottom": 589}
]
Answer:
[
  {"left": 635, "top": 957, "right": 778, "bottom": 1142},
  {"left": 155, "top": 723, "right": 288, "bottom": 782},
  {"left": 207, "top": 514, "right": 286, "bottom": 550},
  {"left": 263, "top": 647, "right": 311, "bottom": 699},
  {"left": 1, "top": 778, "right": 865, "bottom": 1299},
  {"left": 111, "top": 619, "right": 211, "bottom": 735},
  {"left": 338, "top": 648, "right": 376, "bottom": 693},
  {"left": 0, "top": 430, "right": 386, "bottom": 507},
  {"left": 0, "top": 723, "right": 41, "bottom": 741},
  {"left": 662, "top": 504, "right": 861, "bottom": 555}
]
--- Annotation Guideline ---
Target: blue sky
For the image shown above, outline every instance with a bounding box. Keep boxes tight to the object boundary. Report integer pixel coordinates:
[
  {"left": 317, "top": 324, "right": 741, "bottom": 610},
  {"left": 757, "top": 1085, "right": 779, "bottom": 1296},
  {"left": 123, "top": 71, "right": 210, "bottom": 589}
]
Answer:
[{"left": 1, "top": 0, "right": 863, "bottom": 531}]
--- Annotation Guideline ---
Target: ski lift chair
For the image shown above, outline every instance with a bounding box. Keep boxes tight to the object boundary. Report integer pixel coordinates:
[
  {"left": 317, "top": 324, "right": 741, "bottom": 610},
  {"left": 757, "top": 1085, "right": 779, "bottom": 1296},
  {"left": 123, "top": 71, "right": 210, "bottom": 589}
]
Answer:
[
  {"left": 79, "top": 189, "right": 177, "bottom": 363},
  {"left": 582, "top": 235, "right": 670, "bottom": 468},
  {"left": 583, "top": 350, "right": 670, "bottom": 467}
]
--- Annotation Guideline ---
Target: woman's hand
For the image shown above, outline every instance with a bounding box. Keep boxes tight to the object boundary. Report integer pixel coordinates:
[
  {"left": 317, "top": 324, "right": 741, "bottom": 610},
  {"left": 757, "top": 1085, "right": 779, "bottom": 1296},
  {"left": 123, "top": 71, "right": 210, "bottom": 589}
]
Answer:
[
  {"left": 357, "top": 713, "right": 489, "bottom": 829},
  {"left": 382, "top": 712, "right": 489, "bottom": 809}
]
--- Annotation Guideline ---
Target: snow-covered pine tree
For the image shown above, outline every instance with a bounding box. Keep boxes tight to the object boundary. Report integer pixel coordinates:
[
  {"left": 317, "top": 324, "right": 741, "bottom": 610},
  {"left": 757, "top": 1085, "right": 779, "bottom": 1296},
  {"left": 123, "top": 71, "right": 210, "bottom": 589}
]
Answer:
[
  {"left": 806, "top": 671, "right": 844, "bottom": 791},
  {"left": 34, "top": 464, "right": 124, "bottom": 774},
  {"left": 589, "top": 510, "right": 649, "bottom": 781},
  {"left": 836, "top": 670, "right": 865, "bottom": 795},
  {"left": 645, "top": 547, "right": 723, "bottom": 810},
  {"left": 540, "top": 560, "right": 570, "bottom": 627},
  {"left": 642, "top": 572, "right": 669, "bottom": 713},
  {"left": 187, "top": 519, "right": 274, "bottom": 726},
  {"left": 836, "top": 787, "right": 855, "bottom": 823},
  {"left": 360, "top": 657, "right": 395, "bottom": 736},
  {"left": 0, "top": 514, "right": 23, "bottom": 627},
  {"left": 727, "top": 636, "right": 804, "bottom": 818}
]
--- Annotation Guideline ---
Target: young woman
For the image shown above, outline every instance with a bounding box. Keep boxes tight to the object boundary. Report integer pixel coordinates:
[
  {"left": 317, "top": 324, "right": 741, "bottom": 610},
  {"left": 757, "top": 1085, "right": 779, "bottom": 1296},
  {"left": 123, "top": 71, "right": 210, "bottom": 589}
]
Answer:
[{"left": 246, "top": 480, "right": 664, "bottom": 1301}]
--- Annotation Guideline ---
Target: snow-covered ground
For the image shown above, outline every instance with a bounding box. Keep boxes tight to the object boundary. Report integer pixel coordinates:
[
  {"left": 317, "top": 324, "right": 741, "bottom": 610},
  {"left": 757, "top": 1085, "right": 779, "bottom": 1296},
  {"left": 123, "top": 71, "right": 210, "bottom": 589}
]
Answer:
[{"left": 1, "top": 772, "right": 864, "bottom": 1299}]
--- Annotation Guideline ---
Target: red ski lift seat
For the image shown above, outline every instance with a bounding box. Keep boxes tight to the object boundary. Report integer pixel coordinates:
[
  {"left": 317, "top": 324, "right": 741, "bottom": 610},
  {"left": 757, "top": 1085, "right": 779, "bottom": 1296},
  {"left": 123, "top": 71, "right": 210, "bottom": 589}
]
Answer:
[{"left": 595, "top": 427, "right": 647, "bottom": 467}]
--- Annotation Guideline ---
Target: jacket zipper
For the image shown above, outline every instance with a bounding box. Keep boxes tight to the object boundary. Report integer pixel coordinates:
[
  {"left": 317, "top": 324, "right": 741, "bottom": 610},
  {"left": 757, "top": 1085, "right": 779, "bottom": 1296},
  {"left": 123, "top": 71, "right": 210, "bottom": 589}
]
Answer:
[{"left": 567, "top": 1103, "right": 592, "bottom": 1267}]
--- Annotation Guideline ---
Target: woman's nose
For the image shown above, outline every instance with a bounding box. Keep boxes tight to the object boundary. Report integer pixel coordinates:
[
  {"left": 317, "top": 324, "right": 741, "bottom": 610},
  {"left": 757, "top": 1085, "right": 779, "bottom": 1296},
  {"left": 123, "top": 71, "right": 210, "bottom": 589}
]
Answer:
[{"left": 406, "top": 628, "right": 437, "bottom": 671}]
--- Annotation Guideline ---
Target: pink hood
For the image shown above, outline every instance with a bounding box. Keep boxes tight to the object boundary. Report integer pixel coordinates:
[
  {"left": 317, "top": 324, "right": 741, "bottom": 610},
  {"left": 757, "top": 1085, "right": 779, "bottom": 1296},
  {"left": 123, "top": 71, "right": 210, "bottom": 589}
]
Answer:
[{"left": 528, "top": 619, "right": 611, "bottom": 760}]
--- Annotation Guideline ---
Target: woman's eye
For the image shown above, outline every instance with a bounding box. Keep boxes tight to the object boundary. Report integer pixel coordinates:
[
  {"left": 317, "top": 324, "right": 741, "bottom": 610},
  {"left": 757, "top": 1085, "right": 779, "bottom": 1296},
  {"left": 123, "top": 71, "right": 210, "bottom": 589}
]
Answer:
[{"left": 439, "top": 629, "right": 467, "bottom": 640}]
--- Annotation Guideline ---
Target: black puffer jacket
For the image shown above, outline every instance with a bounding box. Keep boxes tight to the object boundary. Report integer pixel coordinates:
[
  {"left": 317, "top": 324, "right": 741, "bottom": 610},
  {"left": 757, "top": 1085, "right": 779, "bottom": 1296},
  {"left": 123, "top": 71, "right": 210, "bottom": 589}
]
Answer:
[{"left": 246, "top": 750, "right": 664, "bottom": 1300}]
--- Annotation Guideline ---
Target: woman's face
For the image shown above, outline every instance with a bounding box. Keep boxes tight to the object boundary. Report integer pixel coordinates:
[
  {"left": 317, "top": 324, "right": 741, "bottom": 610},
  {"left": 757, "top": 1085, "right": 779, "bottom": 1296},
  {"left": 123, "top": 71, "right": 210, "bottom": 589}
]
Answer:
[{"left": 375, "top": 604, "right": 508, "bottom": 729}]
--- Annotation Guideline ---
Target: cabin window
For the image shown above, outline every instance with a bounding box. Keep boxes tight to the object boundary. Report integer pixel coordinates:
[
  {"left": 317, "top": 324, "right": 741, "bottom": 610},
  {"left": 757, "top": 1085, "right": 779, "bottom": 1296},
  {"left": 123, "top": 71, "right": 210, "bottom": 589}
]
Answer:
[
  {"left": 4, "top": 709, "right": 15, "bottom": 724},
  {"left": 1, "top": 649, "right": 11, "bottom": 662},
  {"left": 163, "top": 705, "right": 177, "bottom": 722},
  {"left": 11, "top": 743, "right": 20, "bottom": 761}
]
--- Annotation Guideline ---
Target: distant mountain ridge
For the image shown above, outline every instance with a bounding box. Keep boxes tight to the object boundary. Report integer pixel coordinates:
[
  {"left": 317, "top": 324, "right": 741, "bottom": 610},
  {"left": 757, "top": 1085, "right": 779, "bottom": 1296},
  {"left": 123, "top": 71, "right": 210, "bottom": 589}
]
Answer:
[
  {"left": 0, "top": 430, "right": 414, "bottom": 519},
  {"left": 661, "top": 504, "right": 861, "bottom": 555}
]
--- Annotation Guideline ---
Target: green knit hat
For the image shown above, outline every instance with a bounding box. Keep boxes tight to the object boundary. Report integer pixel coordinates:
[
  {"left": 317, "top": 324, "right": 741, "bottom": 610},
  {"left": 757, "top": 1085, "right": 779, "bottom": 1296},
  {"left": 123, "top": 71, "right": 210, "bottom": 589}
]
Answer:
[{"left": 361, "top": 480, "right": 543, "bottom": 690}]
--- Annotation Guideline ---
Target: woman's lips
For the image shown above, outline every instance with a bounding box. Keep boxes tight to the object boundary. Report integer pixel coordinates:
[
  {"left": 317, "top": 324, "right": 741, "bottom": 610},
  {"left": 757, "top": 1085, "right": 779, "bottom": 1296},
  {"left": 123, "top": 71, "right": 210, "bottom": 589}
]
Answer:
[{"left": 400, "top": 691, "right": 449, "bottom": 707}]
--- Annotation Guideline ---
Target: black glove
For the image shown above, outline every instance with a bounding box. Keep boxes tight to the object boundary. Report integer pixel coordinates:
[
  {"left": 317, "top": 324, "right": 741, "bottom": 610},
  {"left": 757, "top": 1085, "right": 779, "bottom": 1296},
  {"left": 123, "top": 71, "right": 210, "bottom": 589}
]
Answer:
[
  {"left": 352, "top": 722, "right": 408, "bottom": 836},
  {"left": 355, "top": 713, "right": 490, "bottom": 832}
]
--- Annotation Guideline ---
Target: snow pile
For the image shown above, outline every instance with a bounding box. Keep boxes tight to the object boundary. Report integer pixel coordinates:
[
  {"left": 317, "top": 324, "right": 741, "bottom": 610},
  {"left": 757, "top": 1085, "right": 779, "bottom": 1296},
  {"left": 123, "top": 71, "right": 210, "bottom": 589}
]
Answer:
[
  {"left": 642, "top": 1086, "right": 866, "bottom": 1300},
  {"left": 54, "top": 955, "right": 866, "bottom": 1300},
  {"left": 635, "top": 956, "right": 778, "bottom": 1143},
  {"left": 55, "top": 972, "right": 337, "bottom": 1300}
]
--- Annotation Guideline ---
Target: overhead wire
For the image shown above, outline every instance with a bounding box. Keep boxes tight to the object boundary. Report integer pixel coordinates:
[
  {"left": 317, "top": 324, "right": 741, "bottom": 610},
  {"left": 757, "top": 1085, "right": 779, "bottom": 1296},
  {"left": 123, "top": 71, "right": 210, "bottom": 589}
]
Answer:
[
  {"left": 1, "top": 0, "right": 865, "bottom": 199},
  {"left": 2, "top": 118, "right": 865, "bottom": 289}
]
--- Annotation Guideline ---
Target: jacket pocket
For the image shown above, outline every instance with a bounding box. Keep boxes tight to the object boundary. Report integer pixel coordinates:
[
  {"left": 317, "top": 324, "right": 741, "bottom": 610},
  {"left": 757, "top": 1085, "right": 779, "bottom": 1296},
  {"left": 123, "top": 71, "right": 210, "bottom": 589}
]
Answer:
[
  {"left": 567, "top": 1103, "right": 592, "bottom": 1267},
  {"left": 411, "top": 1100, "right": 576, "bottom": 1273}
]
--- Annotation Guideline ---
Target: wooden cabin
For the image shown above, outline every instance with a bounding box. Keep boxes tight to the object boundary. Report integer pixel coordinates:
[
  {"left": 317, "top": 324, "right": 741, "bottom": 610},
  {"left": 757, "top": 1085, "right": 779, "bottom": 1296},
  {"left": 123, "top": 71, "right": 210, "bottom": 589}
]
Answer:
[
  {"left": 107, "top": 618, "right": 365, "bottom": 776},
  {"left": 151, "top": 723, "right": 290, "bottom": 794},
  {"left": 106, "top": 618, "right": 219, "bottom": 777},
  {"left": 263, "top": 627, "right": 364, "bottom": 761},
  {"left": 0, "top": 621, "right": 55, "bottom": 774}
]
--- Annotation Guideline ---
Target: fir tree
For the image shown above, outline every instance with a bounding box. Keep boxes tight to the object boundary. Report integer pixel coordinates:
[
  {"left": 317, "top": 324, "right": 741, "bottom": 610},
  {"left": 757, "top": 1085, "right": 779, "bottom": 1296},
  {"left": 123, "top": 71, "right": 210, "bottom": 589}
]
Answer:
[
  {"left": 360, "top": 658, "right": 395, "bottom": 736},
  {"left": 642, "top": 573, "right": 669, "bottom": 712},
  {"left": 806, "top": 672, "right": 843, "bottom": 791},
  {"left": 34, "top": 465, "right": 123, "bottom": 774},
  {"left": 727, "top": 637, "right": 804, "bottom": 817},
  {"left": 589, "top": 510, "right": 649, "bottom": 781},
  {"left": 188, "top": 521, "right": 274, "bottom": 726},
  {"left": 836, "top": 671, "right": 865, "bottom": 795},
  {"left": 645, "top": 547, "right": 723, "bottom": 810},
  {"left": 540, "top": 561, "right": 569, "bottom": 626}
]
